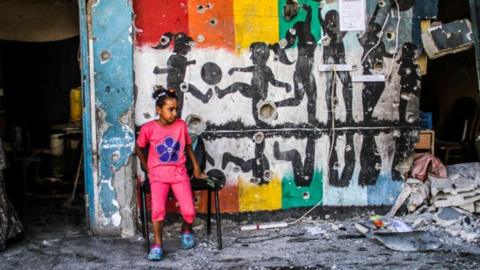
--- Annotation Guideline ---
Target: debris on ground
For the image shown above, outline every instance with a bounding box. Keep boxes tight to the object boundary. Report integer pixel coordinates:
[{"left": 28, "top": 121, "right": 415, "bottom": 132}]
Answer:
[{"left": 385, "top": 161, "right": 480, "bottom": 244}]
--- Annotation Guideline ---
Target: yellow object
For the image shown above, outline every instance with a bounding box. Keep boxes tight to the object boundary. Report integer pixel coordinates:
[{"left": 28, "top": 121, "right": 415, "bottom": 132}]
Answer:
[
  {"left": 70, "top": 87, "right": 82, "bottom": 123},
  {"left": 233, "top": 0, "right": 279, "bottom": 54},
  {"left": 238, "top": 175, "right": 282, "bottom": 212}
]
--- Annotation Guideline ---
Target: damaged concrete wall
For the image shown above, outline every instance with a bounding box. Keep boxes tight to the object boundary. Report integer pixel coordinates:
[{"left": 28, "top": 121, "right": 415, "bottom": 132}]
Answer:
[
  {"left": 133, "top": 0, "right": 422, "bottom": 212},
  {"left": 0, "top": 0, "right": 79, "bottom": 42},
  {"left": 87, "top": 0, "right": 136, "bottom": 235}
]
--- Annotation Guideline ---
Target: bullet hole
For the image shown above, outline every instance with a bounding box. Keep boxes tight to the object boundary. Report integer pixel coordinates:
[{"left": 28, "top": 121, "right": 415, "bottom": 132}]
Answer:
[
  {"left": 180, "top": 82, "right": 189, "bottom": 92},
  {"left": 333, "top": 162, "right": 340, "bottom": 169},
  {"left": 279, "top": 39, "right": 288, "bottom": 49},
  {"left": 401, "top": 93, "right": 410, "bottom": 100},
  {"left": 283, "top": 0, "right": 299, "bottom": 21},
  {"left": 143, "top": 112, "right": 151, "bottom": 119},
  {"left": 407, "top": 115, "right": 416, "bottom": 123},
  {"left": 379, "top": 0, "right": 386, "bottom": 7},
  {"left": 332, "top": 97, "right": 339, "bottom": 106},
  {"left": 197, "top": 4, "right": 205, "bottom": 13},
  {"left": 209, "top": 18, "right": 218, "bottom": 26},
  {"left": 186, "top": 114, "right": 206, "bottom": 135},
  {"left": 160, "top": 35, "right": 170, "bottom": 46},
  {"left": 273, "top": 55, "right": 279, "bottom": 62},
  {"left": 233, "top": 166, "right": 241, "bottom": 173},
  {"left": 263, "top": 170, "right": 273, "bottom": 181},
  {"left": 393, "top": 130, "right": 401, "bottom": 137},
  {"left": 111, "top": 152, "right": 120, "bottom": 162},
  {"left": 100, "top": 50, "right": 111, "bottom": 63},
  {"left": 258, "top": 101, "right": 278, "bottom": 122},
  {"left": 320, "top": 35, "right": 331, "bottom": 46},
  {"left": 206, "top": 3, "right": 213, "bottom": 9},
  {"left": 253, "top": 132, "right": 265, "bottom": 144},
  {"left": 105, "top": 86, "right": 111, "bottom": 92},
  {"left": 386, "top": 32, "right": 395, "bottom": 41},
  {"left": 374, "top": 61, "right": 384, "bottom": 71},
  {"left": 197, "top": 34, "right": 205, "bottom": 43},
  {"left": 405, "top": 67, "right": 412, "bottom": 75},
  {"left": 303, "top": 192, "right": 310, "bottom": 200},
  {"left": 289, "top": 28, "right": 296, "bottom": 35},
  {"left": 250, "top": 177, "right": 259, "bottom": 184}
]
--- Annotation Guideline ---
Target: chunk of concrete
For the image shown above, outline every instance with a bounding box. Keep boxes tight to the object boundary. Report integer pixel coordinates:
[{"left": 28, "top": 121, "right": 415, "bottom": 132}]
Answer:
[
  {"left": 432, "top": 189, "right": 480, "bottom": 208},
  {"left": 433, "top": 207, "right": 469, "bottom": 227},
  {"left": 429, "top": 163, "right": 480, "bottom": 201},
  {"left": 422, "top": 19, "right": 474, "bottom": 59}
]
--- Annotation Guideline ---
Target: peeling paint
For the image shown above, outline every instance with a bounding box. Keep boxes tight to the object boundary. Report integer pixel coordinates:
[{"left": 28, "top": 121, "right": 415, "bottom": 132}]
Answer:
[{"left": 90, "top": 0, "right": 135, "bottom": 234}]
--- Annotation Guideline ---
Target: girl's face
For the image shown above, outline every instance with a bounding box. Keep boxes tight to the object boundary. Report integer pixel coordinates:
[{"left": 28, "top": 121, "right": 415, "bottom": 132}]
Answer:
[{"left": 156, "top": 98, "right": 178, "bottom": 125}]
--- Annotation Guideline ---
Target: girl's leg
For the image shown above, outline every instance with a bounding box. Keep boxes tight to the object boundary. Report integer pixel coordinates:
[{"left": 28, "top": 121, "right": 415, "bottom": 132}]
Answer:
[
  {"left": 150, "top": 181, "right": 170, "bottom": 246},
  {"left": 152, "top": 221, "right": 164, "bottom": 246},
  {"left": 170, "top": 180, "right": 196, "bottom": 230}
]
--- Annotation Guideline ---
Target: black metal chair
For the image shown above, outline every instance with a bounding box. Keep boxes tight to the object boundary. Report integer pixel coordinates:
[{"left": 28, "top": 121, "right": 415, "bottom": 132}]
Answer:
[{"left": 139, "top": 136, "right": 224, "bottom": 251}]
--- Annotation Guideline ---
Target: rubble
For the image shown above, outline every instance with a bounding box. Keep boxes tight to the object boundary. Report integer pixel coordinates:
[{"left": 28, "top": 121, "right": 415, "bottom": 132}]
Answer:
[
  {"left": 386, "top": 162, "right": 480, "bottom": 244},
  {"left": 430, "top": 163, "right": 480, "bottom": 212}
]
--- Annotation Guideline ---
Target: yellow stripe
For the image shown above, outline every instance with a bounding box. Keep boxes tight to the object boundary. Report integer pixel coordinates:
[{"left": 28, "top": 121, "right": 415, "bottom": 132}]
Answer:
[
  {"left": 233, "top": 0, "right": 279, "bottom": 53},
  {"left": 238, "top": 175, "right": 282, "bottom": 212}
]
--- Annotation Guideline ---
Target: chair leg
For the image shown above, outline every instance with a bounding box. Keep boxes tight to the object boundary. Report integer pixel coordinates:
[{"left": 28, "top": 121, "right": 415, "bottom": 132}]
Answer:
[
  {"left": 214, "top": 190, "right": 222, "bottom": 250},
  {"left": 207, "top": 190, "right": 212, "bottom": 235},
  {"left": 141, "top": 186, "right": 150, "bottom": 253},
  {"left": 445, "top": 148, "right": 451, "bottom": 165}
]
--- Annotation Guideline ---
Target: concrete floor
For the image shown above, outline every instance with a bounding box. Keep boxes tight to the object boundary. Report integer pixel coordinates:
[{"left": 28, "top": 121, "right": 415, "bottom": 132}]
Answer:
[{"left": 1, "top": 200, "right": 480, "bottom": 270}]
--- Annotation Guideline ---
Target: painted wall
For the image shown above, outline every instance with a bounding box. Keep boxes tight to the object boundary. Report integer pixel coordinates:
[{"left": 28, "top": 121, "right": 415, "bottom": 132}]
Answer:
[
  {"left": 133, "top": 0, "right": 422, "bottom": 213},
  {"left": 85, "top": 0, "right": 136, "bottom": 235}
]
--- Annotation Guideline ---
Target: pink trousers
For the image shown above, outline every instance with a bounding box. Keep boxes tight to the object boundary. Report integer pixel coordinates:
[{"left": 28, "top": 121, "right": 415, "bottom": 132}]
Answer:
[{"left": 150, "top": 180, "right": 196, "bottom": 224}]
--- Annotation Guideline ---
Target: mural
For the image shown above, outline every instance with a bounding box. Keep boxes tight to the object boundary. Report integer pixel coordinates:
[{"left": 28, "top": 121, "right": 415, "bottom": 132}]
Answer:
[{"left": 133, "top": 0, "right": 421, "bottom": 212}]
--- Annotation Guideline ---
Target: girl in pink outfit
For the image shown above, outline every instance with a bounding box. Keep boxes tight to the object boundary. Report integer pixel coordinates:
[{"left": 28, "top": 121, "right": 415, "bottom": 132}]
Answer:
[{"left": 135, "top": 87, "right": 206, "bottom": 261}]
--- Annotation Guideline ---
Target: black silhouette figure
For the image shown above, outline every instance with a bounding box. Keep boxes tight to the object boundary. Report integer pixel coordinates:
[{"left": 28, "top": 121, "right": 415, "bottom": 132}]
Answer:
[
  {"left": 221, "top": 137, "right": 271, "bottom": 185},
  {"left": 274, "top": 4, "right": 318, "bottom": 124},
  {"left": 358, "top": 3, "right": 393, "bottom": 122},
  {"left": 215, "top": 42, "right": 291, "bottom": 126},
  {"left": 319, "top": 6, "right": 353, "bottom": 124},
  {"left": 398, "top": 42, "right": 420, "bottom": 123},
  {"left": 358, "top": 131, "right": 381, "bottom": 186},
  {"left": 273, "top": 138, "right": 315, "bottom": 187},
  {"left": 328, "top": 133, "right": 355, "bottom": 187},
  {"left": 152, "top": 32, "right": 213, "bottom": 117}
]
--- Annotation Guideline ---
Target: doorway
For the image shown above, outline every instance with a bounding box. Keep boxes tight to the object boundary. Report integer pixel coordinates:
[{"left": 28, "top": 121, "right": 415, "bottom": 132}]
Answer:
[
  {"left": 420, "top": 0, "right": 480, "bottom": 164},
  {"left": 0, "top": 0, "right": 86, "bottom": 240}
]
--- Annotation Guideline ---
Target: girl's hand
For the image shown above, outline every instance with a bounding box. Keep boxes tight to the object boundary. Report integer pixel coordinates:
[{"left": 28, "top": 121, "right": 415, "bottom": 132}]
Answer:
[{"left": 193, "top": 169, "right": 207, "bottom": 179}]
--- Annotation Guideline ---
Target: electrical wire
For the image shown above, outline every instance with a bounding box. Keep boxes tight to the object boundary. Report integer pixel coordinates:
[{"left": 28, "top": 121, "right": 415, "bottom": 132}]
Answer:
[
  {"left": 386, "top": 1, "right": 401, "bottom": 81},
  {"left": 360, "top": 12, "right": 391, "bottom": 65},
  {"left": 288, "top": 68, "right": 338, "bottom": 226}
]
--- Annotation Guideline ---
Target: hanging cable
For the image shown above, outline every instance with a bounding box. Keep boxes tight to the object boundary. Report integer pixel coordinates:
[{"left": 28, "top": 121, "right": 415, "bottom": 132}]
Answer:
[{"left": 386, "top": 1, "right": 401, "bottom": 81}]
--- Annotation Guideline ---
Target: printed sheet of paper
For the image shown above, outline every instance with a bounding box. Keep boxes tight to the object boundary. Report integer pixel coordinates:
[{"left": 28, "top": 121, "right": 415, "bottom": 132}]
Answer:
[{"left": 339, "top": 0, "right": 366, "bottom": 31}]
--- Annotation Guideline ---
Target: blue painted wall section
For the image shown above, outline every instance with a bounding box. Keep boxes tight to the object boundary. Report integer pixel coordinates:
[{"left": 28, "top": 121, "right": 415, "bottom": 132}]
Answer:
[
  {"left": 77, "top": 0, "right": 96, "bottom": 229},
  {"left": 92, "top": 0, "right": 134, "bottom": 231}
]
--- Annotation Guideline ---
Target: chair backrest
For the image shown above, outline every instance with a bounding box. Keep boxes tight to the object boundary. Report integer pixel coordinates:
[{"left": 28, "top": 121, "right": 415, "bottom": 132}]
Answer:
[
  {"left": 186, "top": 136, "right": 206, "bottom": 177},
  {"left": 442, "top": 97, "right": 480, "bottom": 143}
]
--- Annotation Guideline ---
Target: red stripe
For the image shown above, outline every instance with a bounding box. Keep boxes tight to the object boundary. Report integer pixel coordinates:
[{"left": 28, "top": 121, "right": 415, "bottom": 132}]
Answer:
[{"left": 134, "top": 0, "right": 189, "bottom": 46}]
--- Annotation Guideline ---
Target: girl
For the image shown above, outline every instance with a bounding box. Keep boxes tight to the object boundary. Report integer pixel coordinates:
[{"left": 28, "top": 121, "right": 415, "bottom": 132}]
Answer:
[{"left": 135, "top": 87, "right": 206, "bottom": 261}]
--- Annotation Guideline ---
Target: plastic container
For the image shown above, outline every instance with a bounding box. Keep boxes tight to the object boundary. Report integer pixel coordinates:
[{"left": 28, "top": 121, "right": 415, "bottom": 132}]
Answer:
[
  {"left": 70, "top": 87, "right": 82, "bottom": 123},
  {"left": 420, "top": 112, "right": 433, "bottom": 129},
  {"left": 50, "top": 134, "right": 64, "bottom": 156}
]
